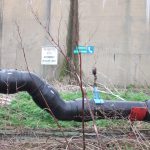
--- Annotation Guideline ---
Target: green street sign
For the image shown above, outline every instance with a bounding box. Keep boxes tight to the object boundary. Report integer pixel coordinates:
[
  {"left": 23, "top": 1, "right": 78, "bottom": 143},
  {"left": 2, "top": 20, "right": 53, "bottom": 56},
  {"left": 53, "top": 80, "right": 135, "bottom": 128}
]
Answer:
[{"left": 74, "top": 46, "right": 94, "bottom": 54}]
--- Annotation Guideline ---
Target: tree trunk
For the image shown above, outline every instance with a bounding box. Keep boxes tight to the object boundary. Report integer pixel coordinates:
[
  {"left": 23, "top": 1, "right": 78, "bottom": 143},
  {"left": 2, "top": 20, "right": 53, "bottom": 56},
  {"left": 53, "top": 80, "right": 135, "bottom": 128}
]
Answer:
[{"left": 61, "top": 0, "right": 79, "bottom": 82}]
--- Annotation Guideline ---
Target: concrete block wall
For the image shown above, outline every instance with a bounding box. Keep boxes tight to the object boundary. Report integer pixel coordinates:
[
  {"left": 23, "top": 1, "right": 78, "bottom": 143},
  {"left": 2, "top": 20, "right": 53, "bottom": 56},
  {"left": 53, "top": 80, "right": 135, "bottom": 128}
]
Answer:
[
  {"left": 79, "top": 0, "right": 150, "bottom": 86},
  {"left": 0, "top": 0, "right": 68, "bottom": 81},
  {"left": 0, "top": 0, "right": 150, "bottom": 86}
]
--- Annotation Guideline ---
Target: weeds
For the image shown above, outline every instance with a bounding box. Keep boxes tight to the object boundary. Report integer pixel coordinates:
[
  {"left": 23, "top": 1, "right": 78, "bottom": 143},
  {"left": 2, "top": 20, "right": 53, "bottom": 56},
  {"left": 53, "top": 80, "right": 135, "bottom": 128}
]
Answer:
[
  {"left": 0, "top": 89, "right": 150, "bottom": 129},
  {"left": 1, "top": 90, "right": 150, "bottom": 149}
]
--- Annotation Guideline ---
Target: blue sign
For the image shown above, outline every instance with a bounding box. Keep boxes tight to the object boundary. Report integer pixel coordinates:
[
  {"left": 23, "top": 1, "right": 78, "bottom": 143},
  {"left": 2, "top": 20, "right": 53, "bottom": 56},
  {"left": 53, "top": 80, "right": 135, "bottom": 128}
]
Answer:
[
  {"left": 74, "top": 46, "right": 94, "bottom": 54},
  {"left": 87, "top": 46, "right": 94, "bottom": 54}
]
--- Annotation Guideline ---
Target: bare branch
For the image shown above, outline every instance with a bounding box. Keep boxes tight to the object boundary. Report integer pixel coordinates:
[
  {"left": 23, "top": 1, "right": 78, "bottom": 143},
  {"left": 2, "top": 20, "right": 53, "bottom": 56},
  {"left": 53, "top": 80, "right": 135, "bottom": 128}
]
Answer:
[{"left": 15, "top": 21, "right": 71, "bottom": 149}]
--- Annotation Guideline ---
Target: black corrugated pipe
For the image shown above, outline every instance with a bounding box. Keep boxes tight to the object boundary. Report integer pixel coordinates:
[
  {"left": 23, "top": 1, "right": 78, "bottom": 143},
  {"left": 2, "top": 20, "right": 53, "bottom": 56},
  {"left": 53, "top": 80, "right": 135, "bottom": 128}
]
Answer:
[{"left": 0, "top": 69, "right": 150, "bottom": 122}]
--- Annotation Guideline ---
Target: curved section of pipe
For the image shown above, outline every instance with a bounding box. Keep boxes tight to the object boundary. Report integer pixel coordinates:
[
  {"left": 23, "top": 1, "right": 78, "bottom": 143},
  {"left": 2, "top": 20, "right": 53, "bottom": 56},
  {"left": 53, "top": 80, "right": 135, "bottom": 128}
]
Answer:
[{"left": 0, "top": 69, "right": 150, "bottom": 122}]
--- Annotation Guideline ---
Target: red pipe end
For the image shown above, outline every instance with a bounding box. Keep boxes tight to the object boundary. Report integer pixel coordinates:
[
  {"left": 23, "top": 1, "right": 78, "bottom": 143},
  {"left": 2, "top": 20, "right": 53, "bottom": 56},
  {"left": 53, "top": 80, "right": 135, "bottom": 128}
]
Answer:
[{"left": 129, "top": 107, "right": 148, "bottom": 121}]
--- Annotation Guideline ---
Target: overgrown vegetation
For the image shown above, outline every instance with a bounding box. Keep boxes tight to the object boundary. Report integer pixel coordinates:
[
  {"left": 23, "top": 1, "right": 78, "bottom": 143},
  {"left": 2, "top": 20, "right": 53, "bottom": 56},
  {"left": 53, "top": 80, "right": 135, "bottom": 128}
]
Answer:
[{"left": 0, "top": 89, "right": 150, "bottom": 129}]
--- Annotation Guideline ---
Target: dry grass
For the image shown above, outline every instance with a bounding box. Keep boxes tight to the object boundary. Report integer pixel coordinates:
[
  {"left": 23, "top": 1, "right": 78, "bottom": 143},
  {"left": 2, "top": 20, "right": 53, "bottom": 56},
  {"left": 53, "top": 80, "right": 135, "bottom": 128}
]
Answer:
[{"left": 0, "top": 127, "right": 150, "bottom": 150}]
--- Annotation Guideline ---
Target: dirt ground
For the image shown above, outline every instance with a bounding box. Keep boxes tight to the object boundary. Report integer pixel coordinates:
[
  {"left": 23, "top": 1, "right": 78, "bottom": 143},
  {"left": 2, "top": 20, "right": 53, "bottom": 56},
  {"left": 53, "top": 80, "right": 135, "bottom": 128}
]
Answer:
[
  {"left": 0, "top": 127, "right": 150, "bottom": 150},
  {"left": 0, "top": 86, "right": 150, "bottom": 149}
]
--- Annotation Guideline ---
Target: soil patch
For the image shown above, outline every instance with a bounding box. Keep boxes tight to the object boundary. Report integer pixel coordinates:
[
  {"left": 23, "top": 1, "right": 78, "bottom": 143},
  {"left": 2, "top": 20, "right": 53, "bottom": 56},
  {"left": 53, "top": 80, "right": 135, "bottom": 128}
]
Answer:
[{"left": 0, "top": 128, "right": 150, "bottom": 149}]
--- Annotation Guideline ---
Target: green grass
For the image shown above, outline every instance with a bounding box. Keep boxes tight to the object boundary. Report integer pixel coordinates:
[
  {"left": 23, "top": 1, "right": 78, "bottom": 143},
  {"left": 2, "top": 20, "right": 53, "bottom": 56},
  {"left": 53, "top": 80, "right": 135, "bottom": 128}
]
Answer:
[{"left": 0, "top": 89, "right": 150, "bottom": 129}]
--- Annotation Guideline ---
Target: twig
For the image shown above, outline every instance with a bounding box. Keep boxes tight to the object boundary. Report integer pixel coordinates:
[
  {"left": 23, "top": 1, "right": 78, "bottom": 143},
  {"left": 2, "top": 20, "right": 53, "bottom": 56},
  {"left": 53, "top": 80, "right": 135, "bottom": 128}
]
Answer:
[
  {"left": 15, "top": 21, "right": 71, "bottom": 150},
  {"left": 79, "top": 53, "right": 86, "bottom": 149}
]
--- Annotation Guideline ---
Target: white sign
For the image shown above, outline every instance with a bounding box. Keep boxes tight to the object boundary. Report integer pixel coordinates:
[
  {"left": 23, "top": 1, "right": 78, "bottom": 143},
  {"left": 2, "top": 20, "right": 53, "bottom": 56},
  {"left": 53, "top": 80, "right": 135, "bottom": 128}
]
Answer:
[{"left": 41, "top": 46, "right": 58, "bottom": 65}]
